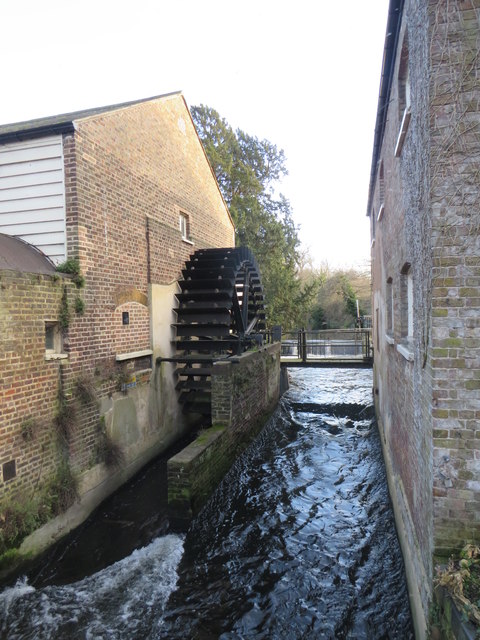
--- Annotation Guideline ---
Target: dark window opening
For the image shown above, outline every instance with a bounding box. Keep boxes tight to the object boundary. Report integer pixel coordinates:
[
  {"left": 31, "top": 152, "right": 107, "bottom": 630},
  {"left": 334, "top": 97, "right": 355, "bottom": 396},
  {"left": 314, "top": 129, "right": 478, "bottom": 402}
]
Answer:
[{"left": 3, "top": 459, "right": 16, "bottom": 482}]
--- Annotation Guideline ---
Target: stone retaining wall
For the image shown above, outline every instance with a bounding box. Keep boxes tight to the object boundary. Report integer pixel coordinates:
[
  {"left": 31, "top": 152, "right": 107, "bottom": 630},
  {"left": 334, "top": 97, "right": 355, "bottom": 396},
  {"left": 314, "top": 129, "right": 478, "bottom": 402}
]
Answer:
[{"left": 168, "top": 343, "right": 281, "bottom": 523}]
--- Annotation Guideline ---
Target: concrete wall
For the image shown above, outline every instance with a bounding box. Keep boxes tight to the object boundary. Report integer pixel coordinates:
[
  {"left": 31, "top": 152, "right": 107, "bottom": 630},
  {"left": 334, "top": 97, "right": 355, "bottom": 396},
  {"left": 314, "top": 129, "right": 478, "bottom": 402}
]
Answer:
[{"left": 168, "top": 344, "right": 281, "bottom": 523}]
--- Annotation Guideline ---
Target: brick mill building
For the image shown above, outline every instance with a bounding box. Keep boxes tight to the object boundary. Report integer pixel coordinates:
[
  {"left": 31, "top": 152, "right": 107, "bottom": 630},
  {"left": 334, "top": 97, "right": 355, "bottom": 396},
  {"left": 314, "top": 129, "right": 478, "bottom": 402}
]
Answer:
[
  {"left": 368, "top": 0, "right": 480, "bottom": 634},
  {"left": 0, "top": 93, "right": 235, "bottom": 536}
]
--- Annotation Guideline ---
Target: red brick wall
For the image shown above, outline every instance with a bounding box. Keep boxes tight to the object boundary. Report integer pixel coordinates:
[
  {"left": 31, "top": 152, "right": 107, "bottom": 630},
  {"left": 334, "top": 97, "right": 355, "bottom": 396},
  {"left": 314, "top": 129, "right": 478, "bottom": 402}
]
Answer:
[
  {"left": 0, "top": 94, "right": 235, "bottom": 519},
  {"left": 60, "top": 94, "right": 234, "bottom": 472},
  {"left": 0, "top": 270, "right": 75, "bottom": 498}
]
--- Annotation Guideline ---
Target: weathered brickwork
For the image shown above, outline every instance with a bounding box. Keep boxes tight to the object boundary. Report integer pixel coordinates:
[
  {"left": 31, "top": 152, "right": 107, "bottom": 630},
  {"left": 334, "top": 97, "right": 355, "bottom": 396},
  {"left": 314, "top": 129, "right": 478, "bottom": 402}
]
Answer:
[
  {"left": 0, "top": 94, "right": 235, "bottom": 525},
  {"left": 60, "top": 94, "right": 234, "bottom": 472},
  {"left": 169, "top": 344, "right": 281, "bottom": 522},
  {"left": 0, "top": 269, "right": 75, "bottom": 497},
  {"left": 428, "top": 0, "right": 480, "bottom": 557},
  {"left": 369, "top": 0, "right": 480, "bottom": 630},
  {"left": 211, "top": 344, "right": 281, "bottom": 433}
]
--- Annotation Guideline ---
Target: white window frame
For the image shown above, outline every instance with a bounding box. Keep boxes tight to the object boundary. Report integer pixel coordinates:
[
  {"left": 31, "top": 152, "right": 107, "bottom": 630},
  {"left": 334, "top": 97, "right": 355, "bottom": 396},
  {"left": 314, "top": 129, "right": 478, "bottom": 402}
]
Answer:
[
  {"left": 407, "top": 270, "right": 413, "bottom": 339},
  {"left": 179, "top": 212, "right": 193, "bottom": 244},
  {"left": 179, "top": 213, "right": 188, "bottom": 239}
]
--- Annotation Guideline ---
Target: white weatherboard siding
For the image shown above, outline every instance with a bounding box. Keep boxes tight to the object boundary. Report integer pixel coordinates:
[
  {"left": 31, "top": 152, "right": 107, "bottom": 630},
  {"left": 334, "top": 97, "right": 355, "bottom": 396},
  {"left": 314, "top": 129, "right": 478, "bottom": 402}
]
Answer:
[{"left": 0, "top": 136, "right": 67, "bottom": 264}]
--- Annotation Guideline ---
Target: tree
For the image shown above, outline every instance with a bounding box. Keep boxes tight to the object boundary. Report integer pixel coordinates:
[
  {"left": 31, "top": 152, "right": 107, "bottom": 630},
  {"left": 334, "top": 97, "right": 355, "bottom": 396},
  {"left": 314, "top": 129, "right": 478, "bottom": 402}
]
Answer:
[
  {"left": 191, "top": 105, "right": 319, "bottom": 329},
  {"left": 309, "top": 268, "right": 371, "bottom": 329}
]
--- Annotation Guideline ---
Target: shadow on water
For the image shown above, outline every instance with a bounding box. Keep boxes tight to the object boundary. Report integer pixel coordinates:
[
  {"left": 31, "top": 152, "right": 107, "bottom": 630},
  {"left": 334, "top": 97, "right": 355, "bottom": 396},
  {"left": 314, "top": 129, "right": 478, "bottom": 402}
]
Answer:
[
  {"left": 2, "top": 432, "right": 195, "bottom": 590},
  {"left": 0, "top": 368, "right": 413, "bottom": 639}
]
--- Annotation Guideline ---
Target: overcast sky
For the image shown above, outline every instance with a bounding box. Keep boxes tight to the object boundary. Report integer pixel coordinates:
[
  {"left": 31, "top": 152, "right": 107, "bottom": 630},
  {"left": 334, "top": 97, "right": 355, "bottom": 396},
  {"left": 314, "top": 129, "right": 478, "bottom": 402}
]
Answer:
[{"left": 1, "top": 0, "right": 389, "bottom": 271}]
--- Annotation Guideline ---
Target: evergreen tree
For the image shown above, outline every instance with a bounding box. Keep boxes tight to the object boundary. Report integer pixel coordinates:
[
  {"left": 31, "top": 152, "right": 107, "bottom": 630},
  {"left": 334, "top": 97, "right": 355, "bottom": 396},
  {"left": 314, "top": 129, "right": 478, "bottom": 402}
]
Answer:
[{"left": 191, "top": 105, "right": 318, "bottom": 329}]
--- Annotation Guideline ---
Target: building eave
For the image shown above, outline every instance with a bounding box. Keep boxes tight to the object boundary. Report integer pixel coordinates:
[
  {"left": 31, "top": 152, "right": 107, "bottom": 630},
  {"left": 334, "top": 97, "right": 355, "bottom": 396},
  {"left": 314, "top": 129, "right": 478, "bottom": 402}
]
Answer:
[
  {"left": 0, "top": 91, "right": 183, "bottom": 144},
  {"left": 366, "top": 0, "right": 404, "bottom": 216}
]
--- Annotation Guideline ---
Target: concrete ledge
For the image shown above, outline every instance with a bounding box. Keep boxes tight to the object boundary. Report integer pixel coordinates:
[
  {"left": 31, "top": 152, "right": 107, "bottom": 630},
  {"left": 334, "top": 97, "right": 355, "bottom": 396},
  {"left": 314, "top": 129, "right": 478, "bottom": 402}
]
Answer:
[
  {"left": 168, "top": 345, "right": 281, "bottom": 525},
  {"left": 168, "top": 425, "right": 227, "bottom": 523},
  {"left": 376, "top": 411, "right": 428, "bottom": 639},
  {"left": 116, "top": 349, "right": 153, "bottom": 361}
]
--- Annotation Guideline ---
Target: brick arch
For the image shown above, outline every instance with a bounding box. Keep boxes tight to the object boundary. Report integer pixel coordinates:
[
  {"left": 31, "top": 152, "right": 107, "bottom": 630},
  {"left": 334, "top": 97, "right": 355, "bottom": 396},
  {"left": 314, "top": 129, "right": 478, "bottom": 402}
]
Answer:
[{"left": 113, "top": 286, "right": 148, "bottom": 308}]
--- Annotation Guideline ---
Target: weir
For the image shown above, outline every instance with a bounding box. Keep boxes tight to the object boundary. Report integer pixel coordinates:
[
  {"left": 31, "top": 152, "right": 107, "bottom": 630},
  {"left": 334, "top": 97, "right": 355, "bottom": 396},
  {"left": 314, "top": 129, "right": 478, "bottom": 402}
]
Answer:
[{"left": 277, "top": 328, "right": 373, "bottom": 368}]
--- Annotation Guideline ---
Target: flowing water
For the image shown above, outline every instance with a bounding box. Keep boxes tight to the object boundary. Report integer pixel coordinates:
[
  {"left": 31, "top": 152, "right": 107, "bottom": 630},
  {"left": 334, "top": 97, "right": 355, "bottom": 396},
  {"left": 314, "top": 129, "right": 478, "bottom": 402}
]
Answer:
[{"left": 1, "top": 368, "right": 413, "bottom": 639}]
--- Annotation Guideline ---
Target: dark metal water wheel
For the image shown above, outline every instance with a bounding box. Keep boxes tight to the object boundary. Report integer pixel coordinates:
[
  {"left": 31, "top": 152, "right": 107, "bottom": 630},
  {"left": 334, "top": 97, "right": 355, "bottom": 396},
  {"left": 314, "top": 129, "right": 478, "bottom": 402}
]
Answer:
[{"left": 172, "top": 247, "right": 266, "bottom": 417}]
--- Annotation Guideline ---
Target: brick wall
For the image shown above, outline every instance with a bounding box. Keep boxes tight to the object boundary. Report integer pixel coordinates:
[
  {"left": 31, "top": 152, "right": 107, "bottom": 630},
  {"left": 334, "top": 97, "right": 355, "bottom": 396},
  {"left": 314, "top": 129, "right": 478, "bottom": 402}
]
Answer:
[
  {"left": 0, "top": 93, "right": 235, "bottom": 531},
  {"left": 370, "top": 0, "right": 480, "bottom": 629},
  {"left": 211, "top": 344, "right": 281, "bottom": 432},
  {"left": 371, "top": 2, "right": 433, "bottom": 615},
  {"left": 168, "top": 344, "right": 281, "bottom": 522},
  {"left": 0, "top": 269, "right": 75, "bottom": 498},
  {"left": 60, "top": 94, "right": 235, "bottom": 473},
  {"left": 428, "top": 0, "right": 480, "bottom": 555}
]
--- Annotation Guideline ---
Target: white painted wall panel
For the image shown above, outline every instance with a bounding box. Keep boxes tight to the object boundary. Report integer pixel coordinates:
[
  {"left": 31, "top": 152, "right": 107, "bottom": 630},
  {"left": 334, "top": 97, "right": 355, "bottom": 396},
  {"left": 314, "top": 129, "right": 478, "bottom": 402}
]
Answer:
[
  {"left": 0, "top": 143, "right": 63, "bottom": 164},
  {"left": 0, "top": 169, "right": 64, "bottom": 189},
  {"left": 0, "top": 194, "right": 65, "bottom": 213},
  {"left": 2, "top": 208, "right": 65, "bottom": 226},
  {"left": 0, "top": 182, "right": 63, "bottom": 202},
  {"left": 0, "top": 136, "right": 66, "bottom": 264},
  {"left": 0, "top": 158, "right": 61, "bottom": 178},
  {"left": 0, "top": 220, "right": 63, "bottom": 235}
]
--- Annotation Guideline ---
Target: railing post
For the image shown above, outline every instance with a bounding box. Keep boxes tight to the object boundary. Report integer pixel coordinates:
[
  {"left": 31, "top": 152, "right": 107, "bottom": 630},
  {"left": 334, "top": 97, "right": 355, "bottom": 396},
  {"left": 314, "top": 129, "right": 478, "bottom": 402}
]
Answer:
[
  {"left": 272, "top": 325, "right": 282, "bottom": 343},
  {"left": 301, "top": 328, "right": 307, "bottom": 363}
]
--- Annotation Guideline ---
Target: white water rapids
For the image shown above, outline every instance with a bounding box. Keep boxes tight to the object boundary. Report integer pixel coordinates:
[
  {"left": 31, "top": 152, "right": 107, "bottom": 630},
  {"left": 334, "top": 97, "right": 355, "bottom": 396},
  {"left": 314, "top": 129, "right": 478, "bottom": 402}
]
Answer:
[{"left": 1, "top": 534, "right": 184, "bottom": 640}]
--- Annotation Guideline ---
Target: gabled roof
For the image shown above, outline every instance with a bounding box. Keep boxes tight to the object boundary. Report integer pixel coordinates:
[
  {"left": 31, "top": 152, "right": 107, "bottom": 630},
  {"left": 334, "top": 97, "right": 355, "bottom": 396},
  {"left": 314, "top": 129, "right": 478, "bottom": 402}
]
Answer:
[
  {"left": 0, "top": 91, "right": 182, "bottom": 143},
  {"left": 0, "top": 233, "right": 56, "bottom": 274}
]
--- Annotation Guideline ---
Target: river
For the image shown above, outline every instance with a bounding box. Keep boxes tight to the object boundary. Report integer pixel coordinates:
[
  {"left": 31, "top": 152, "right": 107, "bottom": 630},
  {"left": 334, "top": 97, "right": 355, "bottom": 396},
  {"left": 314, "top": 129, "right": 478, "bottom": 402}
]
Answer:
[{"left": 0, "top": 368, "right": 413, "bottom": 639}]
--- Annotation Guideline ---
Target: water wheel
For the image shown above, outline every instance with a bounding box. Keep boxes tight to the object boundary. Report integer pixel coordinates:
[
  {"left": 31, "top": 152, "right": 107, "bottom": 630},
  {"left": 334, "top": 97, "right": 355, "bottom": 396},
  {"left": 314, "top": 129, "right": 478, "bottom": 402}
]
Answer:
[{"left": 172, "top": 247, "right": 266, "bottom": 417}]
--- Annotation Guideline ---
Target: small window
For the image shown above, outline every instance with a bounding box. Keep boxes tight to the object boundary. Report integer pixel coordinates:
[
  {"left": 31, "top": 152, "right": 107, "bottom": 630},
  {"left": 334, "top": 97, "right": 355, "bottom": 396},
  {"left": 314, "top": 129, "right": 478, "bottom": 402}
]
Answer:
[
  {"left": 3, "top": 460, "right": 16, "bottom": 482},
  {"left": 400, "top": 264, "right": 413, "bottom": 340},
  {"left": 396, "top": 264, "right": 414, "bottom": 360},
  {"left": 398, "top": 32, "right": 410, "bottom": 118},
  {"left": 378, "top": 161, "right": 385, "bottom": 221},
  {"left": 386, "top": 277, "right": 394, "bottom": 337},
  {"left": 395, "top": 32, "right": 411, "bottom": 157},
  {"left": 407, "top": 271, "right": 413, "bottom": 338},
  {"left": 179, "top": 213, "right": 189, "bottom": 240},
  {"left": 45, "top": 322, "right": 62, "bottom": 354}
]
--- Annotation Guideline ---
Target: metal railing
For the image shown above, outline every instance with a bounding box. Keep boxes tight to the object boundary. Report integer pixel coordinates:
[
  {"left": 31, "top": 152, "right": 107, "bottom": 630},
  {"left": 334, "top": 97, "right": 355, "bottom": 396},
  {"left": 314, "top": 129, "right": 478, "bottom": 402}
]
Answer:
[{"left": 267, "top": 328, "right": 372, "bottom": 362}]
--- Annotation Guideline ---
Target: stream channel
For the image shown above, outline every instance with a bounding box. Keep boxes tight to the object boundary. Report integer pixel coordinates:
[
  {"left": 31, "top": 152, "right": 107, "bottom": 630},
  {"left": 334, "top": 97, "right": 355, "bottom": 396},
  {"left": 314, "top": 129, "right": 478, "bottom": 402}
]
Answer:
[{"left": 1, "top": 368, "right": 413, "bottom": 639}]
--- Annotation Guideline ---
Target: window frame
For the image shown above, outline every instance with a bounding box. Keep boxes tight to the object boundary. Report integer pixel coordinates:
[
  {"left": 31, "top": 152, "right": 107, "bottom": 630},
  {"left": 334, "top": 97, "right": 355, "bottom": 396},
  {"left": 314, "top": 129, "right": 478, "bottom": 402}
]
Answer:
[
  {"left": 395, "top": 32, "right": 411, "bottom": 157},
  {"left": 179, "top": 212, "right": 193, "bottom": 244},
  {"left": 397, "top": 263, "right": 414, "bottom": 361},
  {"left": 45, "top": 321, "right": 67, "bottom": 360},
  {"left": 386, "top": 277, "right": 394, "bottom": 344}
]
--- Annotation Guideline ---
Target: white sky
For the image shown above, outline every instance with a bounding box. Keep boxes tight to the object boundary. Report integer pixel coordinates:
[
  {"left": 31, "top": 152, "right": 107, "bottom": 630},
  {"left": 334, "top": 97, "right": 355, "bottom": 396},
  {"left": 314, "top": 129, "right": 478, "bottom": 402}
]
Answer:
[{"left": 0, "top": 0, "right": 389, "bottom": 272}]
